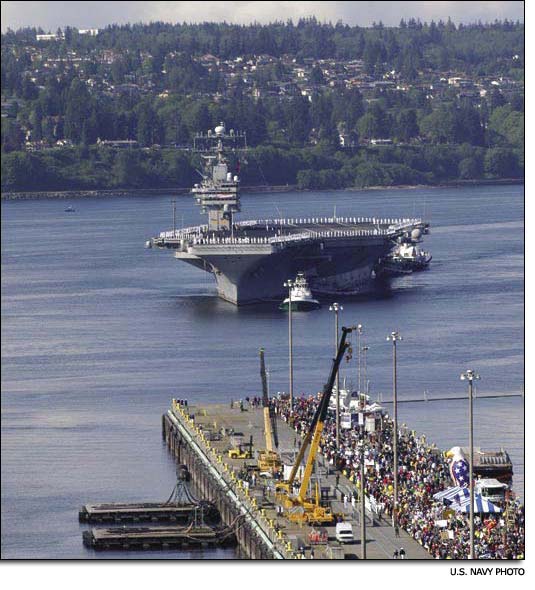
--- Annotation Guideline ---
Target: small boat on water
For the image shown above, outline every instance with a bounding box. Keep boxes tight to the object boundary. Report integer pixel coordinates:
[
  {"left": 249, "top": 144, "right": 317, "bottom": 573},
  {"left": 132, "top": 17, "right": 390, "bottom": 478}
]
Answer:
[
  {"left": 279, "top": 272, "right": 320, "bottom": 311},
  {"left": 379, "top": 240, "right": 432, "bottom": 276},
  {"left": 64, "top": 205, "right": 76, "bottom": 213}
]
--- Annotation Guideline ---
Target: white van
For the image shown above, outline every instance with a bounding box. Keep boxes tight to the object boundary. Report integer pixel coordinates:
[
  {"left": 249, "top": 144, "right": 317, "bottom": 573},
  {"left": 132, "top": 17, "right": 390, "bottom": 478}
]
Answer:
[{"left": 336, "top": 522, "right": 354, "bottom": 543}]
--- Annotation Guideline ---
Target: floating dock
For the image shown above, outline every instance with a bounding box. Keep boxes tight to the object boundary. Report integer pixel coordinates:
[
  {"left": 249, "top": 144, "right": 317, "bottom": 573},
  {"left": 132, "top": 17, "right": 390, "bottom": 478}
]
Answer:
[
  {"left": 162, "top": 399, "right": 433, "bottom": 560},
  {"left": 82, "top": 525, "right": 236, "bottom": 551},
  {"left": 79, "top": 501, "right": 219, "bottom": 524}
]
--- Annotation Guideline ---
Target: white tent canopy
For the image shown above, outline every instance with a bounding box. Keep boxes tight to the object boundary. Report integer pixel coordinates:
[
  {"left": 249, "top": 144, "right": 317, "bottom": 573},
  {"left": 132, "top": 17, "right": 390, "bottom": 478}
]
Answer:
[
  {"left": 433, "top": 486, "right": 469, "bottom": 503},
  {"left": 452, "top": 495, "right": 501, "bottom": 514},
  {"left": 433, "top": 486, "right": 501, "bottom": 513}
]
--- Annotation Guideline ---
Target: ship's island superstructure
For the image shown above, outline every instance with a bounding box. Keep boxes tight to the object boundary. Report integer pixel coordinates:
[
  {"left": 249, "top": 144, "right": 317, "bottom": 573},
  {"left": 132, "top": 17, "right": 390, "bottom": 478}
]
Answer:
[{"left": 147, "top": 124, "right": 430, "bottom": 305}]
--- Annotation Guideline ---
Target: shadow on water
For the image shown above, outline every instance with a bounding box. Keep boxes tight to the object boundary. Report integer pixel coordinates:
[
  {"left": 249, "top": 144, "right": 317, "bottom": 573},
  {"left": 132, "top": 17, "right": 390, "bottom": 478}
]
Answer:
[{"left": 172, "top": 281, "right": 397, "bottom": 314}]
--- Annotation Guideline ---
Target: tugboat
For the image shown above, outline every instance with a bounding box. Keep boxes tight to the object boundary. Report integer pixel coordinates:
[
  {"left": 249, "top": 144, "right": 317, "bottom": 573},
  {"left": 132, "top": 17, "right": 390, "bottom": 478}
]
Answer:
[
  {"left": 379, "top": 231, "right": 432, "bottom": 277},
  {"left": 279, "top": 272, "right": 320, "bottom": 311}
]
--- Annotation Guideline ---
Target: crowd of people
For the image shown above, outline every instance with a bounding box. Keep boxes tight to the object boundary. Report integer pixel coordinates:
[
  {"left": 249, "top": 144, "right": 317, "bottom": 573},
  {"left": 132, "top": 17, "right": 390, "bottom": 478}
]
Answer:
[{"left": 270, "top": 393, "right": 525, "bottom": 560}]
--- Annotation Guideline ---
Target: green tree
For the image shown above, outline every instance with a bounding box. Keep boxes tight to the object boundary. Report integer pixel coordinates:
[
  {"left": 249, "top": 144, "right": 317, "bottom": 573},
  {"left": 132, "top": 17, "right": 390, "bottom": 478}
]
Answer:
[
  {"left": 20, "top": 77, "right": 38, "bottom": 100},
  {"left": 285, "top": 97, "right": 310, "bottom": 144},
  {"left": 393, "top": 109, "right": 419, "bottom": 142},
  {"left": 296, "top": 168, "right": 319, "bottom": 189},
  {"left": 484, "top": 148, "right": 518, "bottom": 177},
  {"left": 111, "top": 58, "right": 129, "bottom": 84},
  {"left": 183, "top": 102, "right": 212, "bottom": 134},
  {"left": 459, "top": 156, "right": 483, "bottom": 179},
  {"left": 488, "top": 88, "right": 506, "bottom": 110},
  {"left": 419, "top": 107, "right": 457, "bottom": 144},
  {"left": 42, "top": 117, "right": 56, "bottom": 142},
  {"left": 1, "top": 152, "right": 34, "bottom": 189},
  {"left": 162, "top": 151, "right": 195, "bottom": 186},
  {"left": 317, "top": 119, "right": 340, "bottom": 148},
  {"left": 354, "top": 161, "right": 390, "bottom": 187},
  {"left": 357, "top": 103, "right": 389, "bottom": 139},
  {"left": 488, "top": 106, "right": 524, "bottom": 149},
  {"left": 136, "top": 101, "right": 161, "bottom": 146},
  {"left": 456, "top": 104, "right": 484, "bottom": 145},
  {"left": 309, "top": 65, "right": 325, "bottom": 85},
  {"left": 1, "top": 119, "right": 24, "bottom": 152},
  {"left": 64, "top": 79, "right": 91, "bottom": 143},
  {"left": 30, "top": 102, "right": 43, "bottom": 141},
  {"left": 112, "top": 150, "right": 145, "bottom": 187}
]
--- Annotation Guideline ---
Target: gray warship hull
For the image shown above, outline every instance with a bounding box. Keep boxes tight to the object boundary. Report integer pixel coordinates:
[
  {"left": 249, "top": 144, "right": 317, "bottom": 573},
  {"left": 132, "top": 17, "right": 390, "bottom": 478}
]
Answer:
[{"left": 150, "top": 217, "right": 429, "bottom": 305}]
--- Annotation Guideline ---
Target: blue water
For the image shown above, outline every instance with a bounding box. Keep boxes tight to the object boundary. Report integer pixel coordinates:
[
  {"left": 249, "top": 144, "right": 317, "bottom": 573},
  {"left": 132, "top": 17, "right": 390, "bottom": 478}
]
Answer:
[{"left": 1, "top": 184, "right": 524, "bottom": 559}]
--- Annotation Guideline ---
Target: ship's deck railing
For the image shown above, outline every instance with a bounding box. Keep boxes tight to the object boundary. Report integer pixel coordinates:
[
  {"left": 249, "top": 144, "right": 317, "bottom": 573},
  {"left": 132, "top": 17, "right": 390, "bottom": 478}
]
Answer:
[
  {"left": 186, "top": 228, "right": 392, "bottom": 246},
  {"left": 236, "top": 216, "right": 423, "bottom": 228},
  {"left": 160, "top": 224, "right": 208, "bottom": 239},
  {"left": 158, "top": 217, "right": 426, "bottom": 242}
]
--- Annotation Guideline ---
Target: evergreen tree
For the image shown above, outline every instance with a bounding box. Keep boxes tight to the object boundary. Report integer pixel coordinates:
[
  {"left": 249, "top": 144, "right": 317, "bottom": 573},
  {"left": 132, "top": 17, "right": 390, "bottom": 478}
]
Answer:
[
  {"left": 394, "top": 109, "right": 419, "bottom": 142},
  {"left": 64, "top": 79, "right": 91, "bottom": 143},
  {"left": 136, "top": 101, "right": 161, "bottom": 146},
  {"left": 310, "top": 65, "right": 325, "bottom": 85},
  {"left": 31, "top": 102, "right": 43, "bottom": 141}
]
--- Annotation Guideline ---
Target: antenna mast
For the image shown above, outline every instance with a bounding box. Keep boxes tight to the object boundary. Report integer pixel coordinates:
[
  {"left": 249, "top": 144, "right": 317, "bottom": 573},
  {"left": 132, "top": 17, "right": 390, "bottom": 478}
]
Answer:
[{"left": 192, "top": 122, "right": 247, "bottom": 233}]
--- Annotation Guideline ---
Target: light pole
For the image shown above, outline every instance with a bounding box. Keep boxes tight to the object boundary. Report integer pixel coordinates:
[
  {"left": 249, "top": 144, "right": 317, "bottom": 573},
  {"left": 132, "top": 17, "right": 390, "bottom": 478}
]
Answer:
[
  {"left": 284, "top": 279, "right": 294, "bottom": 411},
  {"left": 171, "top": 198, "right": 177, "bottom": 237},
  {"left": 361, "top": 345, "right": 369, "bottom": 394},
  {"left": 386, "top": 330, "right": 402, "bottom": 532},
  {"left": 358, "top": 440, "right": 367, "bottom": 560},
  {"left": 329, "top": 303, "right": 343, "bottom": 448},
  {"left": 461, "top": 368, "right": 480, "bottom": 560},
  {"left": 356, "top": 324, "right": 363, "bottom": 393}
]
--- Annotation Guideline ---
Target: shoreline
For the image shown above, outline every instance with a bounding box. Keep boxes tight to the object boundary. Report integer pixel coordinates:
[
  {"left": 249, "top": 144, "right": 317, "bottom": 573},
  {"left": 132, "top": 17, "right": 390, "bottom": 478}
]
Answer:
[{"left": 0, "top": 178, "right": 523, "bottom": 200}]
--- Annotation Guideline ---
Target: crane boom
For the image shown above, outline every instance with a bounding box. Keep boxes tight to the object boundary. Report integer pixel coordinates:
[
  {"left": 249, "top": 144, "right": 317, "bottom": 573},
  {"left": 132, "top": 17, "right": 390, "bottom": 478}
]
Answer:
[
  {"left": 283, "top": 326, "right": 352, "bottom": 487},
  {"left": 286, "top": 394, "right": 322, "bottom": 485},
  {"left": 260, "top": 348, "right": 278, "bottom": 451},
  {"left": 297, "top": 326, "right": 352, "bottom": 503}
]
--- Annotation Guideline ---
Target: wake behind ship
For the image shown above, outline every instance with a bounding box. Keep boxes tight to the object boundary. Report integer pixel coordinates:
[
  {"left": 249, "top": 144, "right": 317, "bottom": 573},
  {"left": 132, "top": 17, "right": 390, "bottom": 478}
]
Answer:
[{"left": 146, "top": 124, "right": 430, "bottom": 305}]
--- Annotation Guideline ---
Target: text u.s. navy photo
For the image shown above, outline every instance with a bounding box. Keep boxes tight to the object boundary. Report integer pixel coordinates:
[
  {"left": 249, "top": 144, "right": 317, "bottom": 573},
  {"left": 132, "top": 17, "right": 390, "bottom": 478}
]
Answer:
[{"left": 450, "top": 568, "right": 525, "bottom": 576}]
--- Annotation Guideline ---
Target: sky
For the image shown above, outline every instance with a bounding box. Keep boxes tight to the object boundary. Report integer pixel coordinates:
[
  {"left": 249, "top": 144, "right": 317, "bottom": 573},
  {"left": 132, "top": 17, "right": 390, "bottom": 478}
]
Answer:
[{"left": 0, "top": 1, "right": 525, "bottom": 32}]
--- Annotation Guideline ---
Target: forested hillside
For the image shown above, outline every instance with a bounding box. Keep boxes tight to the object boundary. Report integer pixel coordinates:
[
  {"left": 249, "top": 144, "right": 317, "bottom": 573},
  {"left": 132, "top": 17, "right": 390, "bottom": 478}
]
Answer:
[{"left": 1, "top": 18, "right": 524, "bottom": 192}]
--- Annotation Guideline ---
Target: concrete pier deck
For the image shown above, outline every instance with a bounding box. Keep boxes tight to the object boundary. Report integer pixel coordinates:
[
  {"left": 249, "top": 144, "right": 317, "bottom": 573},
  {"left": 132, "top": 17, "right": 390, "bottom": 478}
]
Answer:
[{"left": 163, "top": 400, "right": 432, "bottom": 560}]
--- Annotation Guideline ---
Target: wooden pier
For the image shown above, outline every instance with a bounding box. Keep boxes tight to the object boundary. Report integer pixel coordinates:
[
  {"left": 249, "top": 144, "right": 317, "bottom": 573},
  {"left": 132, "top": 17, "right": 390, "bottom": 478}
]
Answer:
[{"left": 162, "top": 399, "right": 433, "bottom": 560}]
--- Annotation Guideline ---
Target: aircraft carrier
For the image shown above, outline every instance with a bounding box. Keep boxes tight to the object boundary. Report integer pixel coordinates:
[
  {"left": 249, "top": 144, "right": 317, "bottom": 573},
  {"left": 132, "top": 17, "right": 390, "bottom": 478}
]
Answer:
[{"left": 147, "top": 124, "right": 430, "bottom": 305}]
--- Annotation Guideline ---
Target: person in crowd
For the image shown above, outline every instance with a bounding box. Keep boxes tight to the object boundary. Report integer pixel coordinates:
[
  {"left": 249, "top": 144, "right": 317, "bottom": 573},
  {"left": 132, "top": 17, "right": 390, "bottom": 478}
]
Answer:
[{"left": 269, "top": 393, "right": 524, "bottom": 560}]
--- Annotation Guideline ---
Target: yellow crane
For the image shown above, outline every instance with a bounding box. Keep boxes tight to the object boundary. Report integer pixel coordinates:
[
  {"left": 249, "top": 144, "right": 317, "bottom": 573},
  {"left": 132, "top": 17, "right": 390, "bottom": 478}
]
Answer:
[
  {"left": 276, "top": 326, "right": 352, "bottom": 525},
  {"left": 257, "top": 348, "right": 282, "bottom": 474}
]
